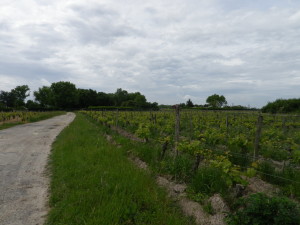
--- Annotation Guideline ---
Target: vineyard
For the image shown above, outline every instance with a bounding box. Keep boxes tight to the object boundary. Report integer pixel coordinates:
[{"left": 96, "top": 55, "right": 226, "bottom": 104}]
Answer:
[
  {"left": 82, "top": 109, "right": 300, "bottom": 223},
  {"left": 0, "top": 111, "right": 65, "bottom": 129}
]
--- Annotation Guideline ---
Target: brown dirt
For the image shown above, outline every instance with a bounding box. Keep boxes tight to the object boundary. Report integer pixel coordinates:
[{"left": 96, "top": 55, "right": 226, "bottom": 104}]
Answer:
[
  {"left": 128, "top": 154, "right": 149, "bottom": 171},
  {"left": 156, "top": 176, "right": 227, "bottom": 225},
  {"left": 110, "top": 126, "right": 145, "bottom": 142},
  {"left": 244, "top": 176, "right": 279, "bottom": 196},
  {"left": 105, "top": 134, "right": 121, "bottom": 148}
]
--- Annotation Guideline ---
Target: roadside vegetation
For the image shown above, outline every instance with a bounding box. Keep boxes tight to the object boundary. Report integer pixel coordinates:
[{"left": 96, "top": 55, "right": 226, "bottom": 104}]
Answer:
[
  {"left": 0, "top": 111, "right": 65, "bottom": 130},
  {"left": 46, "top": 113, "right": 195, "bottom": 225}
]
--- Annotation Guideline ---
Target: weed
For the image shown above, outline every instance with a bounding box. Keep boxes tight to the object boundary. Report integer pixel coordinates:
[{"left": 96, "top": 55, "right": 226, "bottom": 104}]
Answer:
[
  {"left": 226, "top": 193, "right": 300, "bottom": 225},
  {"left": 191, "top": 166, "right": 229, "bottom": 196}
]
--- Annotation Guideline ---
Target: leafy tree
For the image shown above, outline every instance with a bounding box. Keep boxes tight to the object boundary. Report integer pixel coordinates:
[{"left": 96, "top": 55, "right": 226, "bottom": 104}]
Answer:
[
  {"left": 97, "top": 92, "right": 114, "bottom": 106},
  {"left": 206, "top": 94, "right": 227, "bottom": 108},
  {"left": 0, "top": 91, "right": 13, "bottom": 107},
  {"left": 121, "top": 100, "right": 136, "bottom": 107},
  {"left": 133, "top": 92, "right": 147, "bottom": 108},
  {"left": 0, "top": 85, "right": 30, "bottom": 108},
  {"left": 77, "top": 88, "right": 98, "bottom": 108},
  {"left": 262, "top": 98, "right": 300, "bottom": 113},
  {"left": 179, "top": 103, "right": 186, "bottom": 108},
  {"left": 11, "top": 85, "right": 30, "bottom": 107},
  {"left": 186, "top": 99, "right": 194, "bottom": 108},
  {"left": 114, "top": 88, "right": 129, "bottom": 106},
  {"left": 34, "top": 86, "right": 54, "bottom": 108},
  {"left": 50, "top": 81, "right": 78, "bottom": 109},
  {"left": 26, "top": 100, "right": 40, "bottom": 110},
  {"left": 150, "top": 102, "right": 159, "bottom": 110},
  {"left": 112, "top": 89, "right": 152, "bottom": 109}
]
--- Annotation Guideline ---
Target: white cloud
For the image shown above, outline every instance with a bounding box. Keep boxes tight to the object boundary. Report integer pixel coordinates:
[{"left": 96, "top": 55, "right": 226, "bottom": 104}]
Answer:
[
  {"left": 0, "top": 0, "right": 300, "bottom": 107},
  {"left": 215, "top": 58, "right": 245, "bottom": 66}
]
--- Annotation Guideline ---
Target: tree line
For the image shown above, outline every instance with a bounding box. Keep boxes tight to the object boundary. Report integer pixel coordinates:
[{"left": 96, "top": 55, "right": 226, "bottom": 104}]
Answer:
[
  {"left": 177, "top": 94, "right": 252, "bottom": 110},
  {"left": 0, "top": 81, "right": 159, "bottom": 111},
  {"left": 1, "top": 82, "right": 298, "bottom": 113},
  {"left": 262, "top": 98, "right": 300, "bottom": 114},
  {"left": 179, "top": 94, "right": 228, "bottom": 108}
]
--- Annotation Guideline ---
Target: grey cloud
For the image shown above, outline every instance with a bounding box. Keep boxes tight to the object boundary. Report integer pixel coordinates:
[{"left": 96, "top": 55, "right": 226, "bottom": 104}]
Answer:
[
  {"left": 69, "top": 3, "right": 119, "bottom": 20},
  {"left": 0, "top": 59, "right": 69, "bottom": 82},
  {"left": 67, "top": 18, "right": 143, "bottom": 45},
  {"left": 1, "top": 0, "right": 300, "bottom": 107}
]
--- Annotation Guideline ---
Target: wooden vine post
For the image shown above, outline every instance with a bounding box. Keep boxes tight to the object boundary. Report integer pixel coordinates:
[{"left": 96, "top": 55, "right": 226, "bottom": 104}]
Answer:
[
  {"left": 282, "top": 116, "right": 287, "bottom": 135},
  {"left": 192, "top": 154, "right": 203, "bottom": 174},
  {"left": 189, "top": 112, "right": 193, "bottom": 140},
  {"left": 253, "top": 115, "right": 263, "bottom": 161},
  {"left": 160, "top": 140, "right": 169, "bottom": 160},
  {"left": 226, "top": 115, "right": 229, "bottom": 136},
  {"left": 174, "top": 105, "right": 180, "bottom": 156},
  {"left": 115, "top": 109, "right": 119, "bottom": 127}
]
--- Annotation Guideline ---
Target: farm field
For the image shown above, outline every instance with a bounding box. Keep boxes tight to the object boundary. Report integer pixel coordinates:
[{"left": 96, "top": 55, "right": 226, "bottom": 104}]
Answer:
[
  {"left": 82, "top": 109, "right": 300, "bottom": 224},
  {"left": 0, "top": 111, "right": 66, "bottom": 130}
]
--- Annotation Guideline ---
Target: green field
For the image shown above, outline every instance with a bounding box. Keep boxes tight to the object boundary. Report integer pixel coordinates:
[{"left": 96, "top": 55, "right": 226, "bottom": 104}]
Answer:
[{"left": 81, "top": 110, "right": 300, "bottom": 224}]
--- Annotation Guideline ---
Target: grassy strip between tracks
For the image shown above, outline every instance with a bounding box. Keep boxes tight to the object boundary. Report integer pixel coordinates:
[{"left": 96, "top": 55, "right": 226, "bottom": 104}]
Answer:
[
  {"left": 46, "top": 113, "right": 195, "bottom": 225},
  {"left": 0, "top": 111, "right": 66, "bottom": 130}
]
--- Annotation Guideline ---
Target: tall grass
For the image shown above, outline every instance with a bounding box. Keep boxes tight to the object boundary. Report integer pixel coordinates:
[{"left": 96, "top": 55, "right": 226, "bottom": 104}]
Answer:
[{"left": 46, "top": 113, "right": 195, "bottom": 225}]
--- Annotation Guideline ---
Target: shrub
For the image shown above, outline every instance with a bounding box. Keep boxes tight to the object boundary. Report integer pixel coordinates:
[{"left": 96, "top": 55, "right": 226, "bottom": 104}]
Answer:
[{"left": 226, "top": 193, "right": 300, "bottom": 225}]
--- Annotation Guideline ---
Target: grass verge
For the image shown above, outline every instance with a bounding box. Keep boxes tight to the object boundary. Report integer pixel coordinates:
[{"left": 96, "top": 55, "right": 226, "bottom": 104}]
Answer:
[{"left": 46, "top": 113, "right": 195, "bottom": 225}]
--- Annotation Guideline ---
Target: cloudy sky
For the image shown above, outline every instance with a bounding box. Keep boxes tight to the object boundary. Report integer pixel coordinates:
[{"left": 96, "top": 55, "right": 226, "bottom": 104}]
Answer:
[{"left": 1, "top": 0, "right": 300, "bottom": 107}]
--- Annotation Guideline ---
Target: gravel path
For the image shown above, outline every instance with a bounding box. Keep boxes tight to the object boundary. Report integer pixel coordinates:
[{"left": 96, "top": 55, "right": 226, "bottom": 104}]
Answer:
[{"left": 0, "top": 112, "right": 75, "bottom": 225}]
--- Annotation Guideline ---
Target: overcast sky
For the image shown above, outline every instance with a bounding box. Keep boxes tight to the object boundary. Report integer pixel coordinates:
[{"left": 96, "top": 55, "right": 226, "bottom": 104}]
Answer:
[{"left": 1, "top": 0, "right": 300, "bottom": 107}]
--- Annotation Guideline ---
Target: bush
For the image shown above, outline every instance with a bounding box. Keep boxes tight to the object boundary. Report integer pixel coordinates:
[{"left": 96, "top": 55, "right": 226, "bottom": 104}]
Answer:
[
  {"left": 226, "top": 193, "right": 300, "bottom": 225},
  {"left": 191, "top": 166, "right": 228, "bottom": 196}
]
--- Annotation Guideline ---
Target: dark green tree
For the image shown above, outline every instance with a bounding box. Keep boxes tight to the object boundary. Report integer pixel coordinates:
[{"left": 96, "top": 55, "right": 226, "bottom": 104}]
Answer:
[
  {"left": 50, "top": 81, "right": 78, "bottom": 109},
  {"left": 179, "top": 103, "right": 186, "bottom": 108},
  {"left": 77, "top": 88, "right": 98, "bottom": 108},
  {"left": 262, "top": 98, "right": 300, "bottom": 113},
  {"left": 114, "top": 88, "right": 129, "bottom": 106},
  {"left": 26, "top": 100, "right": 40, "bottom": 110},
  {"left": 11, "top": 85, "right": 30, "bottom": 107},
  {"left": 0, "top": 85, "right": 30, "bottom": 108},
  {"left": 133, "top": 92, "right": 147, "bottom": 108},
  {"left": 206, "top": 94, "right": 227, "bottom": 108},
  {"left": 121, "top": 92, "right": 148, "bottom": 108},
  {"left": 34, "top": 86, "right": 54, "bottom": 108},
  {"left": 186, "top": 99, "right": 194, "bottom": 107},
  {"left": 97, "top": 92, "right": 114, "bottom": 106},
  {"left": 0, "top": 91, "right": 13, "bottom": 107}
]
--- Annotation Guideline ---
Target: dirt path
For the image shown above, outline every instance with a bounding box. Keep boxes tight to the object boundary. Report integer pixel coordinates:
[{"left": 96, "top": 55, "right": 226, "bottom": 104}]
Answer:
[{"left": 0, "top": 112, "right": 75, "bottom": 225}]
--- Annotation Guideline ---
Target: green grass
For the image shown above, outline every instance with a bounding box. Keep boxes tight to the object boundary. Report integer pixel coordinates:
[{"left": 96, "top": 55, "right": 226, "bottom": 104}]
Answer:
[
  {"left": 0, "top": 121, "right": 24, "bottom": 130},
  {"left": 0, "top": 111, "right": 66, "bottom": 130},
  {"left": 46, "top": 113, "right": 195, "bottom": 225}
]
